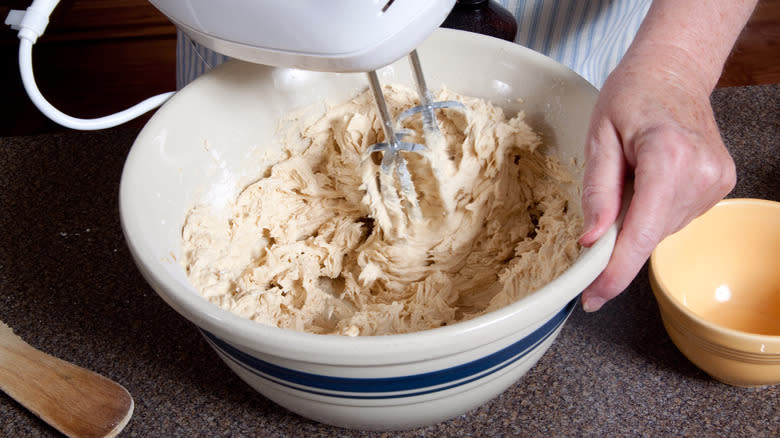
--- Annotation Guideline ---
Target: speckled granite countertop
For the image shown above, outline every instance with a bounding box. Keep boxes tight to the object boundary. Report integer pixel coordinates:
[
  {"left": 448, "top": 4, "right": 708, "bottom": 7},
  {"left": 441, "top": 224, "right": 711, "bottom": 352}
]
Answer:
[{"left": 1, "top": 84, "right": 777, "bottom": 437}]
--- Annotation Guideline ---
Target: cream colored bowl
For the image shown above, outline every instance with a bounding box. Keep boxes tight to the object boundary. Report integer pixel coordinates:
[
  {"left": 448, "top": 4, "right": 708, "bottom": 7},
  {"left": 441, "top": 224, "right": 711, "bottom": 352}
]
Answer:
[
  {"left": 120, "top": 29, "right": 617, "bottom": 430},
  {"left": 650, "top": 198, "right": 780, "bottom": 387}
]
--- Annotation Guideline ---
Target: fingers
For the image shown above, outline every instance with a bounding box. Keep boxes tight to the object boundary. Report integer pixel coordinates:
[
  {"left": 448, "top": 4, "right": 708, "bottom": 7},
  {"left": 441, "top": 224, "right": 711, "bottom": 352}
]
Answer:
[
  {"left": 582, "top": 158, "right": 676, "bottom": 312},
  {"left": 579, "top": 110, "right": 626, "bottom": 248},
  {"left": 581, "top": 126, "right": 736, "bottom": 312}
]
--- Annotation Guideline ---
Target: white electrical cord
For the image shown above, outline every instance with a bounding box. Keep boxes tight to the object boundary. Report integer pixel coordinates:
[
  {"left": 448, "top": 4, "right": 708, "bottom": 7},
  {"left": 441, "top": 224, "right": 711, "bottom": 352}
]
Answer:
[{"left": 6, "top": 0, "right": 175, "bottom": 130}]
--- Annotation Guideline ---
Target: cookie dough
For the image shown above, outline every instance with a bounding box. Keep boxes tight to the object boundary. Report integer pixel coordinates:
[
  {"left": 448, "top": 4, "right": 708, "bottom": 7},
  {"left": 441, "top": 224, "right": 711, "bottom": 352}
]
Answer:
[{"left": 181, "top": 85, "right": 582, "bottom": 336}]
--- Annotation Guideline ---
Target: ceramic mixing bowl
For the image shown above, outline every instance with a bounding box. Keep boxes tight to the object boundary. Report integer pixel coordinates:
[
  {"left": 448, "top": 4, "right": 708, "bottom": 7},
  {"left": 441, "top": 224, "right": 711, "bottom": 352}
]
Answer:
[
  {"left": 119, "top": 29, "right": 617, "bottom": 430},
  {"left": 650, "top": 198, "right": 780, "bottom": 387}
]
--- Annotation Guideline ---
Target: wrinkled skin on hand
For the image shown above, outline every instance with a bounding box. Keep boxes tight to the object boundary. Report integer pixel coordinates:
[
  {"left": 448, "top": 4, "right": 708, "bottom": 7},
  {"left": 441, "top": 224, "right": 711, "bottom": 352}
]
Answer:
[{"left": 577, "top": 50, "right": 737, "bottom": 312}]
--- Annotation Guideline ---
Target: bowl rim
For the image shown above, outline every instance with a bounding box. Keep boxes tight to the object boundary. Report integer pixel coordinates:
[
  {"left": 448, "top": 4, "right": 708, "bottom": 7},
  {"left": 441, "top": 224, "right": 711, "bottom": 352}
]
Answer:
[
  {"left": 649, "top": 198, "right": 780, "bottom": 348},
  {"left": 120, "top": 28, "right": 617, "bottom": 365}
]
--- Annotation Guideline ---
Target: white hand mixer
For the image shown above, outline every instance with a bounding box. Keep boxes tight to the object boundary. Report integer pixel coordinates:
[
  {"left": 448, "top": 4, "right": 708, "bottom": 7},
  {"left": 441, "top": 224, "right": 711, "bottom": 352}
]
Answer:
[{"left": 7, "top": 0, "right": 464, "bottom": 209}]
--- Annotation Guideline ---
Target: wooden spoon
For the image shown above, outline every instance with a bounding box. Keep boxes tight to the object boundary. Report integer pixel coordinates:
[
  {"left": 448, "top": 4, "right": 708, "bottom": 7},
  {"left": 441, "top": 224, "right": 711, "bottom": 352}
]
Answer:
[{"left": 0, "top": 320, "right": 133, "bottom": 438}]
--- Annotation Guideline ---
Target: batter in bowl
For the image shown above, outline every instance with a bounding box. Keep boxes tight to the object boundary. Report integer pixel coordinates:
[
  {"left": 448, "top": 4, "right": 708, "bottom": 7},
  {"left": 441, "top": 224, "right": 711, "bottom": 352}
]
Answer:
[{"left": 181, "top": 85, "right": 582, "bottom": 336}]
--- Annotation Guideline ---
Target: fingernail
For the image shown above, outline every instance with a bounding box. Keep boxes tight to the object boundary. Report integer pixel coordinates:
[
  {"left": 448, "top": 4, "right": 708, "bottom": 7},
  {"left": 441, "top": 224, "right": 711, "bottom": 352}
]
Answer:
[
  {"left": 579, "top": 213, "right": 599, "bottom": 244},
  {"left": 582, "top": 296, "right": 606, "bottom": 313}
]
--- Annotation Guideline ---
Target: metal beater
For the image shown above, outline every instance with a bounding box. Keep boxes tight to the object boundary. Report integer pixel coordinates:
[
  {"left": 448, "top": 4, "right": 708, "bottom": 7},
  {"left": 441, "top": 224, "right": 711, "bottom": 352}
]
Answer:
[{"left": 365, "top": 50, "right": 466, "bottom": 214}]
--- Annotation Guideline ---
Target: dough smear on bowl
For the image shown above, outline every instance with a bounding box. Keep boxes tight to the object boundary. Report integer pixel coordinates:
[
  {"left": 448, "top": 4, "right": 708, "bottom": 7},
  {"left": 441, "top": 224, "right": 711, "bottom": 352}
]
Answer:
[{"left": 181, "top": 85, "right": 583, "bottom": 336}]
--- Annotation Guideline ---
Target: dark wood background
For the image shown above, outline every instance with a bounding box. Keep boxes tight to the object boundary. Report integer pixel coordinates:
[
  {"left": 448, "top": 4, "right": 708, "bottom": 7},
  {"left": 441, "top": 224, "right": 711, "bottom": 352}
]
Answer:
[{"left": 1, "top": 0, "right": 778, "bottom": 137}]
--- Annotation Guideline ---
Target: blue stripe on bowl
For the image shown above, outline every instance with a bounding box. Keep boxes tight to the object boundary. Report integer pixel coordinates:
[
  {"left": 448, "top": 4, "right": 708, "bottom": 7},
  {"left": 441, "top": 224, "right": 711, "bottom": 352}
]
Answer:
[{"left": 202, "top": 298, "right": 576, "bottom": 400}]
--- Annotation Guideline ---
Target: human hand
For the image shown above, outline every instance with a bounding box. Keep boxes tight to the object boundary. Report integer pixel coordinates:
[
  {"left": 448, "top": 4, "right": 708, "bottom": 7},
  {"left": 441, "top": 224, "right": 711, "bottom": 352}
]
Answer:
[{"left": 577, "top": 50, "right": 736, "bottom": 312}]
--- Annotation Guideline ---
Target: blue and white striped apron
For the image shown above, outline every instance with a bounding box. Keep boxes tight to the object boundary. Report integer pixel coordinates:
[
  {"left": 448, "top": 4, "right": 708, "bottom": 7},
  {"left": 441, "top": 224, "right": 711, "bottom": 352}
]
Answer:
[{"left": 176, "top": 0, "right": 651, "bottom": 89}]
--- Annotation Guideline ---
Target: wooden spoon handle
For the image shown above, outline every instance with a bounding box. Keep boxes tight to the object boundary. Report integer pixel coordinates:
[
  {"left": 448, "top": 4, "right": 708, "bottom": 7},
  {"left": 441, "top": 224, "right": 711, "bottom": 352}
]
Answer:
[{"left": 0, "top": 321, "right": 133, "bottom": 438}]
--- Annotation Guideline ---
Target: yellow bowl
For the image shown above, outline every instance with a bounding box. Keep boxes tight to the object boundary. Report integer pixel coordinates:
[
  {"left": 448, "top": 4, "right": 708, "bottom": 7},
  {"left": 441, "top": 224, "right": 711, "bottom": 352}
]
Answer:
[{"left": 650, "top": 198, "right": 780, "bottom": 387}]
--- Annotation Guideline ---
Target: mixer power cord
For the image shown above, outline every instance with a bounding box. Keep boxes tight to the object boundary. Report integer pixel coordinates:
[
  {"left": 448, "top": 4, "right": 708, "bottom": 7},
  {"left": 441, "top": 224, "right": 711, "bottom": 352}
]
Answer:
[{"left": 5, "top": 0, "right": 175, "bottom": 130}]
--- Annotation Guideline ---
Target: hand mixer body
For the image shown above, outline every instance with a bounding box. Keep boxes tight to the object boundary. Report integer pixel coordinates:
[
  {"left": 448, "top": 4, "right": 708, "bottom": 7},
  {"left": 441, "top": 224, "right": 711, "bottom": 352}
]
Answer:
[
  {"left": 6, "top": 0, "right": 453, "bottom": 131},
  {"left": 149, "top": 0, "right": 456, "bottom": 72}
]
